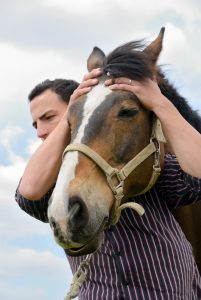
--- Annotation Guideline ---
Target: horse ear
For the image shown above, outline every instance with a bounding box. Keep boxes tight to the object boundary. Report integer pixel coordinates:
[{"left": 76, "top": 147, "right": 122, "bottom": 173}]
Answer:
[
  {"left": 87, "top": 47, "right": 105, "bottom": 71},
  {"left": 143, "top": 27, "right": 165, "bottom": 65}
]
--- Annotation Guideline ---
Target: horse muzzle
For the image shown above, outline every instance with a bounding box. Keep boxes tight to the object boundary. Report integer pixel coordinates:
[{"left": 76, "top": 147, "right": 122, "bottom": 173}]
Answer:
[
  {"left": 64, "top": 232, "right": 103, "bottom": 256},
  {"left": 49, "top": 196, "right": 109, "bottom": 256}
]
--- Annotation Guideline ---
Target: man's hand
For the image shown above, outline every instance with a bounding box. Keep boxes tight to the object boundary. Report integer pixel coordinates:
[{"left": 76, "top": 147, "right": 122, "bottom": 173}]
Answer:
[
  {"left": 105, "top": 77, "right": 166, "bottom": 112},
  {"left": 69, "top": 68, "right": 102, "bottom": 103}
]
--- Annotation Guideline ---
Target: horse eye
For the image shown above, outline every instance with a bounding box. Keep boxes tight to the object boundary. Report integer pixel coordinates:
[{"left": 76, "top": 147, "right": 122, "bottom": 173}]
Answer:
[{"left": 118, "top": 109, "right": 138, "bottom": 119}]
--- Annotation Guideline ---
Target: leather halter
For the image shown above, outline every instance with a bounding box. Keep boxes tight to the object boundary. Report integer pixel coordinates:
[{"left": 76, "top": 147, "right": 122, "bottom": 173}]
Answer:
[
  {"left": 63, "top": 118, "right": 166, "bottom": 300},
  {"left": 63, "top": 117, "right": 166, "bottom": 226}
]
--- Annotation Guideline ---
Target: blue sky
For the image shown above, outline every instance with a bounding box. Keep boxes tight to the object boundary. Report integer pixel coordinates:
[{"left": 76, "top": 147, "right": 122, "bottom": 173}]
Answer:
[{"left": 0, "top": 1, "right": 201, "bottom": 299}]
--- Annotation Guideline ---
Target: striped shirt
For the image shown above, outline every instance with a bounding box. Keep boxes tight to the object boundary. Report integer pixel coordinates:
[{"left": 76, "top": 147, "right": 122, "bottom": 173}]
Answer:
[{"left": 16, "top": 155, "right": 201, "bottom": 299}]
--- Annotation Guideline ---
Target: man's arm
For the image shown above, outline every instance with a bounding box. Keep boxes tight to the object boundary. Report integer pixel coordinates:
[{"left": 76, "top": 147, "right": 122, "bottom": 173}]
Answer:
[
  {"left": 16, "top": 184, "right": 53, "bottom": 222},
  {"left": 19, "top": 69, "right": 102, "bottom": 201},
  {"left": 107, "top": 78, "right": 201, "bottom": 178},
  {"left": 19, "top": 114, "right": 70, "bottom": 200}
]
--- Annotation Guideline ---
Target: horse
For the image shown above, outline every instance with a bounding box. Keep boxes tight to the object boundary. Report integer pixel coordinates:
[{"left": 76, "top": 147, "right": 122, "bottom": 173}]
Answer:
[{"left": 48, "top": 28, "right": 201, "bottom": 273}]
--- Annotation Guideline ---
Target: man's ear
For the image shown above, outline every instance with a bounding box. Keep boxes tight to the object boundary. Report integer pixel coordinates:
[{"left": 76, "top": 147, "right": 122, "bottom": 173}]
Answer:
[
  {"left": 143, "top": 27, "right": 165, "bottom": 65},
  {"left": 87, "top": 47, "right": 105, "bottom": 71}
]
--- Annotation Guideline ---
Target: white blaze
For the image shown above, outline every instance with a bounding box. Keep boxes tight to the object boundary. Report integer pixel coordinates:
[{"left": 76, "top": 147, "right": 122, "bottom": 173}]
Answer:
[{"left": 48, "top": 83, "right": 112, "bottom": 229}]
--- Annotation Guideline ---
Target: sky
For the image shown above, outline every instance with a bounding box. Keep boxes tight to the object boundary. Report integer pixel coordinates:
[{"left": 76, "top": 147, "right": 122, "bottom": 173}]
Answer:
[{"left": 0, "top": 1, "right": 201, "bottom": 299}]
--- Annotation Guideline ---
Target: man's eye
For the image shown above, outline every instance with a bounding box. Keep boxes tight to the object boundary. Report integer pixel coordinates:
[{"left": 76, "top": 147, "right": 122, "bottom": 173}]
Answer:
[
  {"left": 118, "top": 109, "right": 138, "bottom": 119},
  {"left": 46, "top": 115, "right": 55, "bottom": 120}
]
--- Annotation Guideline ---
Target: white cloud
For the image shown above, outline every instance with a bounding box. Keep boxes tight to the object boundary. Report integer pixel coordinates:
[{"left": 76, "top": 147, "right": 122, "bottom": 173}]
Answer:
[
  {"left": 0, "top": 245, "right": 73, "bottom": 300},
  {"left": 0, "top": 161, "right": 50, "bottom": 238},
  {"left": 0, "top": 126, "right": 25, "bottom": 147},
  {"left": 0, "top": 126, "right": 26, "bottom": 164},
  {"left": 0, "top": 282, "right": 46, "bottom": 300},
  {"left": 160, "top": 23, "right": 201, "bottom": 76},
  {"left": 167, "top": 0, "right": 201, "bottom": 21},
  {"left": 159, "top": 23, "right": 188, "bottom": 64},
  {"left": 0, "top": 245, "right": 69, "bottom": 277},
  {"left": 0, "top": 42, "right": 85, "bottom": 123},
  {"left": 43, "top": 0, "right": 201, "bottom": 21},
  {"left": 0, "top": 129, "right": 45, "bottom": 238},
  {"left": 43, "top": 0, "right": 113, "bottom": 15}
]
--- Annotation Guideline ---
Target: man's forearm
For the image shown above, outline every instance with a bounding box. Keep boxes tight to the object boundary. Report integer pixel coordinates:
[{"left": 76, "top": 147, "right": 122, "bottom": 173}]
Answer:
[
  {"left": 19, "top": 117, "right": 70, "bottom": 200},
  {"left": 154, "top": 98, "right": 201, "bottom": 178}
]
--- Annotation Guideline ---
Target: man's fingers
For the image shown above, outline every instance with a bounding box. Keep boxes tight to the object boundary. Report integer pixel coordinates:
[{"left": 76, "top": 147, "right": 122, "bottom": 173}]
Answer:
[
  {"left": 79, "top": 78, "right": 98, "bottom": 89},
  {"left": 69, "top": 69, "right": 102, "bottom": 103},
  {"left": 109, "top": 83, "right": 133, "bottom": 91},
  {"left": 105, "top": 77, "right": 138, "bottom": 86},
  {"left": 70, "top": 87, "right": 92, "bottom": 102},
  {"left": 105, "top": 79, "right": 113, "bottom": 86},
  {"left": 82, "top": 68, "right": 102, "bottom": 81}
]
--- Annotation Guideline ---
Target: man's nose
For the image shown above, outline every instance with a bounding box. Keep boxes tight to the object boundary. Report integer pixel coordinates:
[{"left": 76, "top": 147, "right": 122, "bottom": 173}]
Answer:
[{"left": 37, "top": 126, "right": 49, "bottom": 140}]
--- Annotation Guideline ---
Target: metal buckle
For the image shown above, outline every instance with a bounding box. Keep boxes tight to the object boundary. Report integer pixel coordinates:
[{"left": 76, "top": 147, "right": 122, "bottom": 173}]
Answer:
[{"left": 106, "top": 169, "right": 124, "bottom": 196}]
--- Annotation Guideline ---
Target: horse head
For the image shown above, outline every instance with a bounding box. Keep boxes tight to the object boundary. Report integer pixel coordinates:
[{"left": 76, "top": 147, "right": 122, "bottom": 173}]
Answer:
[{"left": 48, "top": 28, "right": 165, "bottom": 256}]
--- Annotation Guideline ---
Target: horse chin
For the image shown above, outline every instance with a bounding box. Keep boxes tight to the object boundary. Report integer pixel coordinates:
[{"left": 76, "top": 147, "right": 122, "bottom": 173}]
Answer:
[
  {"left": 64, "top": 216, "right": 109, "bottom": 257},
  {"left": 65, "top": 233, "right": 103, "bottom": 257}
]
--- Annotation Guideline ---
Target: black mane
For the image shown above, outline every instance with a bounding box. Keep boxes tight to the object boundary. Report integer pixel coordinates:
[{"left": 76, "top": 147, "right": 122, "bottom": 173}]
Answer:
[
  {"left": 103, "top": 40, "right": 153, "bottom": 81},
  {"left": 158, "top": 71, "right": 201, "bottom": 133},
  {"left": 103, "top": 41, "right": 201, "bottom": 133}
]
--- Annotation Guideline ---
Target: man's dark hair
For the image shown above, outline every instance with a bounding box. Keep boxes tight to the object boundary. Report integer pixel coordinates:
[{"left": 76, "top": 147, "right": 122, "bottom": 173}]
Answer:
[{"left": 28, "top": 79, "right": 79, "bottom": 103}]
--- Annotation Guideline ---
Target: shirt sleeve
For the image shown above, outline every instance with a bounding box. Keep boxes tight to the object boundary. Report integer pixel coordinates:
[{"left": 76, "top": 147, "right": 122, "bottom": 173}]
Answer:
[
  {"left": 156, "top": 154, "right": 201, "bottom": 210},
  {"left": 15, "top": 184, "right": 55, "bottom": 223}
]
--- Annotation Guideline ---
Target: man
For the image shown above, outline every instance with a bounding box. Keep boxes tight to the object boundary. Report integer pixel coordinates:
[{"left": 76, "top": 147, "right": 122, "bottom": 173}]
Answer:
[
  {"left": 17, "top": 76, "right": 101, "bottom": 205},
  {"left": 16, "top": 72, "right": 201, "bottom": 299}
]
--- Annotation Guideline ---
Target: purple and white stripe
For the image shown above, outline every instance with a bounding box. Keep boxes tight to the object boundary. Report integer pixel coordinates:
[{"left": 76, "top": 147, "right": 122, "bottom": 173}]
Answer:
[{"left": 16, "top": 155, "right": 201, "bottom": 299}]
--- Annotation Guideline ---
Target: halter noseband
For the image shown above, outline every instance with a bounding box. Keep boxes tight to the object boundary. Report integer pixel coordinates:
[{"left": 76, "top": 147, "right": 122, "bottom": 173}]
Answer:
[{"left": 62, "top": 117, "right": 166, "bottom": 226}]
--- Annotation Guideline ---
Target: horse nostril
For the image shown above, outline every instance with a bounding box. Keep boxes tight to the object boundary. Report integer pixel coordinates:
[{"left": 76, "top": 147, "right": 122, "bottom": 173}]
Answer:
[{"left": 68, "top": 196, "right": 89, "bottom": 233}]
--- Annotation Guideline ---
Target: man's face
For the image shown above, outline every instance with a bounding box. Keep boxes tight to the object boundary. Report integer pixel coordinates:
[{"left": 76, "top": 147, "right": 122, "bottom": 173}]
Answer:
[{"left": 30, "top": 89, "right": 68, "bottom": 140}]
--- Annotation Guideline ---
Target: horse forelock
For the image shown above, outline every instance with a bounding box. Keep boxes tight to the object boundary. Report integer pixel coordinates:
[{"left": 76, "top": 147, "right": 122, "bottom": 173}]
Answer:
[{"left": 103, "top": 40, "right": 154, "bottom": 81}]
